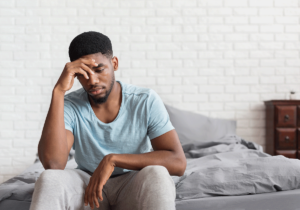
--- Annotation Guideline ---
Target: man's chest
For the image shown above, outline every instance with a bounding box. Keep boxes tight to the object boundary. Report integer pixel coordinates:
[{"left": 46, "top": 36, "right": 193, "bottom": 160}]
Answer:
[
  {"left": 93, "top": 109, "right": 119, "bottom": 124},
  {"left": 76, "top": 111, "right": 148, "bottom": 143}
]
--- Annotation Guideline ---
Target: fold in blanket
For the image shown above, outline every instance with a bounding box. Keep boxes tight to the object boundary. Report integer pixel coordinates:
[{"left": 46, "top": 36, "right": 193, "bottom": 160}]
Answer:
[{"left": 172, "top": 135, "right": 300, "bottom": 201}]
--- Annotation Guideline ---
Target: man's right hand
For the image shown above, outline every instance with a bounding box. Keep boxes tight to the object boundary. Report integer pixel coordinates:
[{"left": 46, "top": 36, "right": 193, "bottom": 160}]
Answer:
[{"left": 54, "top": 58, "right": 98, "bottom": 93}]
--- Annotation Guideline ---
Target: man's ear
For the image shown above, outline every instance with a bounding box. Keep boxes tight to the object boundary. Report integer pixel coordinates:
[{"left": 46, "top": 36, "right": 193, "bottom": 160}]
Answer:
[{"left": 111, "top": 56, "right": 118, "bottom": 71}]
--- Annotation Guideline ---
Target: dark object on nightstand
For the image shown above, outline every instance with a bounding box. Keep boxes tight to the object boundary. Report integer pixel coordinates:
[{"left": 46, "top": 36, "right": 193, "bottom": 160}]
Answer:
[{"left": 264, "top": 100, "right": 300, "bottom": 159}]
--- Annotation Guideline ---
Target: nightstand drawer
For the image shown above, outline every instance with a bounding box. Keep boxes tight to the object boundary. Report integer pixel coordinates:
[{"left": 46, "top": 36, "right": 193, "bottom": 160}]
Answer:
[
  {"left": 276, "top": 128, "right": 296, "bottom": 149},
  {"left": 297, "top": 106, "right": 300, "bottom": 126},
  {"left": 275, "top": 150, "right": 297, "bottom": 158},
  {"left": 275, "top": 106, "right": 297, "bottom": 127}
]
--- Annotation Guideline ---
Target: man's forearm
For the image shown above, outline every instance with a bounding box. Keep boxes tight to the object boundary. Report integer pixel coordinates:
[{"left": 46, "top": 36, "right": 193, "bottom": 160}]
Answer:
[
  {"left": 38, "top": 88, "right": 69, "bottom": 169},
  {"left": 108, "top": 150, "right": 186, "bottom": 176}
]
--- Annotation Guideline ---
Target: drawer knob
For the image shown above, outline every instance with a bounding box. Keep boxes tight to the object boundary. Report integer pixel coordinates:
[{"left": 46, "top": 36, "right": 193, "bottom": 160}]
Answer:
[
  {"left": 284, "top": 115, "right": 290, "bottom": 121},
  {"left": 285, "top": 136, "right": 290, "bottom": 142}
]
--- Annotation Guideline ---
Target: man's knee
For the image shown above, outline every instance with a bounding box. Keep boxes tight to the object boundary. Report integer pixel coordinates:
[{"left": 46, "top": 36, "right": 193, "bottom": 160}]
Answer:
[
  {"left": 137, "top": 165, "right": 176, "bottom": 205},
  {"left": 139, "top": 165, "right": 175, "bottom": 189},
  {"left": 140, "top": 165, "right": 169, "bottom": 179},
  {"left": 37, "top": 169, "right": 66, "bottom": 185}
]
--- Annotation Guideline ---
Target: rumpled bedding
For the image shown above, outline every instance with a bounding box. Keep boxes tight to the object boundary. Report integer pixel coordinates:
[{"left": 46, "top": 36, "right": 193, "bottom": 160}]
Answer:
[
  {"left": 2, "top": 135, "right": 300, "bottom": 205},
  {"left": 173, "top": 135, "right": 300, "bottom": 200},
  {"left": 0, "top": 155, "right": 77, "bottom": 204}
]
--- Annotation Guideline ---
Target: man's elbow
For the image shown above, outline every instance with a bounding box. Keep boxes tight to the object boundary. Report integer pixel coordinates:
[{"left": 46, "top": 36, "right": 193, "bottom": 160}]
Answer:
[
  {"left": 38, "top": 147, "right": 67, "bottom": 170},
  {"left": 174, "top": 156, "right": 187, "bottom": 176},
  {"left": 179, "top": 158, "right": 187, "bottom": 176}
]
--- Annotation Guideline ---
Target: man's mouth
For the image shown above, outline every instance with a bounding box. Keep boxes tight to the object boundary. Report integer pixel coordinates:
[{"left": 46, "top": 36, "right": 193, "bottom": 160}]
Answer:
[{"left": 89, "top": 88, "right": 104, "bottom": 95}]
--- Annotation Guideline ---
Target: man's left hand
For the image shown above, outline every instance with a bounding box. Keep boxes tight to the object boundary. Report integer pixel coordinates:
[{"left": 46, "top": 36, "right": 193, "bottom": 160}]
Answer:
[{"left": 84, "top": 154, "right": 115, "bottom": 209}]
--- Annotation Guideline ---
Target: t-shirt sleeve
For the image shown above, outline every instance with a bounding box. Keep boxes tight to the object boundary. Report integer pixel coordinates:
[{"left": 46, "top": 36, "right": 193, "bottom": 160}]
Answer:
[
  {"left": 147, "top": 89, "right": 174, "bottom": 140},
  {"left": 64, "top": 99, "right": 75, "bottom": 133},
  {"left": 64, "top": 99, "right": 76, "bottom": 150}
]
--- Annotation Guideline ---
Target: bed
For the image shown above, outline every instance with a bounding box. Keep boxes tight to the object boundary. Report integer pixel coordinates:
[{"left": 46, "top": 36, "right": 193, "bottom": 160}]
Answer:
[{"left": 1, "top": 104, "right": 300, "bottom": 210}]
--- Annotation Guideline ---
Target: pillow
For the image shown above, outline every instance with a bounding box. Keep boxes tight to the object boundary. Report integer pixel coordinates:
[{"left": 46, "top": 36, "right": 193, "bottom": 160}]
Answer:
[{"left": 164, "top": 104, "right": 236, "bottom": 144}]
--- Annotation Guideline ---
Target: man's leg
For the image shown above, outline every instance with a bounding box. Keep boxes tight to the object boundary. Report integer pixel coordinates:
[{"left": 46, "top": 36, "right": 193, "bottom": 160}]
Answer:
[
  {"left": 107, "top": 165, "right": 176, "bottom": 210},
  {"left": 29, "top": 168, "right": 110, "bottom": 210}
]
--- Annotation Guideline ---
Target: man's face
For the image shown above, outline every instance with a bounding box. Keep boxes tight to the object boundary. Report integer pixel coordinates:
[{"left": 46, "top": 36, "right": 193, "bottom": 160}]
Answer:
[{"left": 76, "top": 52, "right": 118, "bottom": 104}]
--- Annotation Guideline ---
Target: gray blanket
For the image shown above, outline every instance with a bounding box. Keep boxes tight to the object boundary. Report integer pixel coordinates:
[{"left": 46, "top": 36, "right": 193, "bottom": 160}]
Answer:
[{"left": 173, "top": 135, "right": 300, "bottom": 200}]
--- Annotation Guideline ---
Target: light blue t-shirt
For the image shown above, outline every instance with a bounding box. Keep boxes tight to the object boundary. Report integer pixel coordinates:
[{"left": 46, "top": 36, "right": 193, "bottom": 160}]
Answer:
[{"left": 64, "top": 80, "right": 174, "bottom": 176}]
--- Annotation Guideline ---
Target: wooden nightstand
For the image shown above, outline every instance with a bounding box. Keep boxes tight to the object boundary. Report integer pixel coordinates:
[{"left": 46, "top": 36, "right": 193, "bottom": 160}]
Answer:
[{"left": 264, "top": 100, "right": 300, "bottom": 159}]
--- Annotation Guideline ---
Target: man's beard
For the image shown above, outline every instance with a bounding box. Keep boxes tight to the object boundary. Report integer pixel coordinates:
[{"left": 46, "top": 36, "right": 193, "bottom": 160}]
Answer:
[{"left": 88, "top": 75, "right": 115, "bottom": 105}]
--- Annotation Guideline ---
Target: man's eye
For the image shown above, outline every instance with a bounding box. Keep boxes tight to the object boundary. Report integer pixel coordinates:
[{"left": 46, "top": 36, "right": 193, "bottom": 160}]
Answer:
[{"left": 96, "top": 69, "right": 104, "bottom": 73}]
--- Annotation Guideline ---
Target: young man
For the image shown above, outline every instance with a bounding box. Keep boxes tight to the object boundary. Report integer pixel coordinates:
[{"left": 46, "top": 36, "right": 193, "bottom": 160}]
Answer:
[{"left": 30, "top": 31, "right": 186, "bottom": 210}]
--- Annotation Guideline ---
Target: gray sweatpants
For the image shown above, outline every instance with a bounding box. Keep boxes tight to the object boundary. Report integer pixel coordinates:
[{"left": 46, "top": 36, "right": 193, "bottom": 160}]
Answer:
[{"left": 29, "top": 165, "right": 176, "bottom": 210}]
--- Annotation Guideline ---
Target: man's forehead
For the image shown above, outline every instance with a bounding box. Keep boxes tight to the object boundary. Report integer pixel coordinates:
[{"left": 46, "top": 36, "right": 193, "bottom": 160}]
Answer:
[
  {"left": 82, "top": 53, "right": 109, "bottom": 63},
  {"left": 82, "top": 52, "right": 105, "bottom": 59}
]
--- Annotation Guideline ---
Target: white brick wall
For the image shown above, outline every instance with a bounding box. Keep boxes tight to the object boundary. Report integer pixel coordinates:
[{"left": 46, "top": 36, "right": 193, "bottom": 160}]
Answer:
[{"left": 1, "top": 0, "right": 300, "bottom": 183}]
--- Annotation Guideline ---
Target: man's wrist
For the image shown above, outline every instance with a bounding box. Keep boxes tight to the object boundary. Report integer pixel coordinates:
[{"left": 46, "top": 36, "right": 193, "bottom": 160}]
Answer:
[
  {"left": 106, "top": 153, "right": 117, "bottom": 167},
  {"left": 53, "top": 86, "right": 66, "bottom": 96}
]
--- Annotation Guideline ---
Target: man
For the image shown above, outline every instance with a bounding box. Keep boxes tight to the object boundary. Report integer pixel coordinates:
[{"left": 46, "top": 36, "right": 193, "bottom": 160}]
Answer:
[{"left": 30, "top": 31, "right": 186, "bottom": 210}]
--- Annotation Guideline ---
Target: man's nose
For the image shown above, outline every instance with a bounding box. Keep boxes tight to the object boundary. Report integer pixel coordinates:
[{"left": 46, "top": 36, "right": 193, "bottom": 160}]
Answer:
[{"left": 87, "top": 73, "right": 99, "bottom": 85}]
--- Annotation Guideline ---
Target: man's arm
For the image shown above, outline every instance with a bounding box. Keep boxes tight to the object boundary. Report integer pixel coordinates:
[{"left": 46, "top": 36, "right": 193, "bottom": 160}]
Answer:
[
  {"left": 108, "top": 129, "right": 186, "bottom": 176},
  {"left": 38, "top": 58, "right": 97, "bottom": 170},
  {"left": 38, "top": 89, "right": 70, "bottom": 170}
]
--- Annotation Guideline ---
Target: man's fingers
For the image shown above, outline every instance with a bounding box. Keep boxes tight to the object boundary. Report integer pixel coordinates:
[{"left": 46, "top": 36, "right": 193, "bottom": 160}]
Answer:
[
  {"left": 88, "top": 181, "right": 95, "bottom": 209},
  {"left": 80, "top": 63, "right": 95, "bottom": 76},
  {"left": 97, "top": 185, "right": 104, "bottom": 202},
  {"left": 78, "top": 68, "right": 89, "bottom": 80},
  {"left": 80, "top": 58, "right": 98, "bottom": 68},
  {"left": 93, "top": 193, "right": 100, "bottom": 209},
  {"left": 84, "top": 184, "right": 90, "bottom": 206},
  {"left": 91, "top": 182, "right": 101, "bottom": 209}
]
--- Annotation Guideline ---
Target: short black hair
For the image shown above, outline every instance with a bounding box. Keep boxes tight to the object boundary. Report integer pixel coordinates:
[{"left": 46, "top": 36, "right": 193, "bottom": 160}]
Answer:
[{"left": 68, "top": 31, "right": 113, "bottom": 62}]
